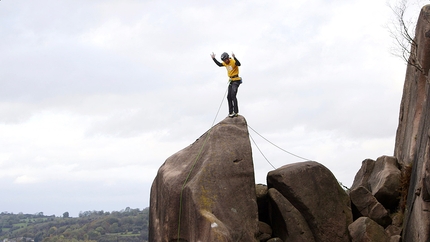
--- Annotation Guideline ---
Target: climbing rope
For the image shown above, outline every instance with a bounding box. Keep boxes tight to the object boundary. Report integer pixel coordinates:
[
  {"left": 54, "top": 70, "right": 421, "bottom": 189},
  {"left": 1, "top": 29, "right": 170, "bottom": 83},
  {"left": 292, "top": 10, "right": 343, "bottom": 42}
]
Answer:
[
  {"left": 247, "top": 124, "right": 313, "bottom": 162},
  {"left": 249, "top": 132, "right": 277, "bottom": 169},
  {"left": 176, "top": 81, "right": 230, "bottom": 241},
  {"left": 249, "top": 125, "right": 351, "bottom": 190}
]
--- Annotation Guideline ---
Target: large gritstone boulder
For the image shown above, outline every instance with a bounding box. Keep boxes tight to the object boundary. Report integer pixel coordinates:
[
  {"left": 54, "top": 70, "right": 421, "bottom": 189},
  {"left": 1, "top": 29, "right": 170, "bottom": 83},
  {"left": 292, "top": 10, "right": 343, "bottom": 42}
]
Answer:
[
  {"left": 149, "top": 115, "right": 259, "bottom": 242},
  {"left": 267, "top": 161, "right": 352, "bottom": 242}
]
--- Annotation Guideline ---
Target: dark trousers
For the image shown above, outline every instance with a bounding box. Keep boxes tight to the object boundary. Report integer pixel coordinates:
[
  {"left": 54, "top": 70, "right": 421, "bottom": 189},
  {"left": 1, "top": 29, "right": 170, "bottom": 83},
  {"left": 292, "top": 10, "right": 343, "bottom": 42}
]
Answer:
[{"left": 227, "top": 81, "right": 241, "bottom": 114}]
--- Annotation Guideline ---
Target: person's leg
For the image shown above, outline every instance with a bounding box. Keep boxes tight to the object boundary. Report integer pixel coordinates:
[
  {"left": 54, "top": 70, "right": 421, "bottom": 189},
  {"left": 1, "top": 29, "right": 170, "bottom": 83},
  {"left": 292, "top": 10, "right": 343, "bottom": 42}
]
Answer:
[
  {"left": 231, "top": 82, "right": 240, "bottom": 114},
  {"left": 227, "top": 83, "right": 234, "bottom": 114}
]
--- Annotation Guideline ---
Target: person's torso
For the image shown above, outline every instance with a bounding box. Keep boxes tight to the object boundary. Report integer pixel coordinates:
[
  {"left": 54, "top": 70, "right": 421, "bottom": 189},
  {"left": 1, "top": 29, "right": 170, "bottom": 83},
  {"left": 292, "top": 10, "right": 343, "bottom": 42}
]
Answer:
[{"left": 223, "top": 59, "right": 240, "bottom": 81}]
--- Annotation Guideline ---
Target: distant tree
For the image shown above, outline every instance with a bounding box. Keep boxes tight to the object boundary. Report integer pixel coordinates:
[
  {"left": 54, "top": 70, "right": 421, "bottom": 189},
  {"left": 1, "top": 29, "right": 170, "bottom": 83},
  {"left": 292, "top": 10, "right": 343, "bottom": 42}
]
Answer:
[
  {"left": 34, "top": 232, "right": 44, "bottom": 242},
  {"left": 48, "top": 226, "right": 58, "bottom": 236},
  {"left": 95, "top": 226, "right": 105, "bottom": 235},
  {"left": 106, "top": 217, "right": 119, "bottom": 225},
  {"left": 110, "top": 223, "right": 120, "bottom": 233},
  {"left": 62, "top": 212, "right": 69, "bottom": 218},
  {"left": 78, "top": 211, "right": 91, "bottom": 217}
]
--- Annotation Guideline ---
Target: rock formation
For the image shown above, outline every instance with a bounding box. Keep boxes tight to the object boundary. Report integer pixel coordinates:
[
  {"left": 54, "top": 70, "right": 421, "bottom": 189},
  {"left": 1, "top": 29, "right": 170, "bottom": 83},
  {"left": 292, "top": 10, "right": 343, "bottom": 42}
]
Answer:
[
  {"left": 267, "top": 161, "right": 352, "bottom": 242},
  {"left": 149, "top": 114, "right": 354, "bottom": 241},
  {"left": 149, "top": 119, "right": 413, "bottom": 241},
  {"left": 394, "top": 4, "right": 430, "bottom": 242},
  {"left": 349, "top": 156, "right": 400, "bottom": 227},
  {"left": 349, "top": 156, "right": 402, "bottom": 241},
  {"left": 149, "top": 116, "right": 259, "bottom": 242}
]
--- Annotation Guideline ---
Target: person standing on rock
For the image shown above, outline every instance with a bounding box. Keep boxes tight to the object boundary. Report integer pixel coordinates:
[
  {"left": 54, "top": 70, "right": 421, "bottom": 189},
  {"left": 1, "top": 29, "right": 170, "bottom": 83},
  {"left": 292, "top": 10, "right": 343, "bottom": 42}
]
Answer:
[{"left": 211, "top": 52, "right": 242, "bottom": 118}]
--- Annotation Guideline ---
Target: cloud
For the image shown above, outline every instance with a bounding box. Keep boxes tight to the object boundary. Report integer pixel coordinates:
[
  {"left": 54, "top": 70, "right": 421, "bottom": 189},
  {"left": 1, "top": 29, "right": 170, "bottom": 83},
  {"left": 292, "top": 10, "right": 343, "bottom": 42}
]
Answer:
[{"left": 14, "top": 175, "right": 39, "bottom": 184}]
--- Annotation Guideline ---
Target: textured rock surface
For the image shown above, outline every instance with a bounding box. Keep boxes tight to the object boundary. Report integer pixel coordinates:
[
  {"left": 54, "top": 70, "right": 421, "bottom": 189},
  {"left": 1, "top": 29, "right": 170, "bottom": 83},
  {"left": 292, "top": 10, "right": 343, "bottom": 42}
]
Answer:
[
  {"left": 390, "top": 235, "right": 401, "bottom": 242},
  {"left": 350, "top": 159, "right": 376, "bottom": 191},
  {"left": 385, "top": 225, "right": 402, "bottom": 237},
  {"left": 267, "top": 188, "right": 314, "bottom": 242},
  {"left": 350, "top": 156, "right": 401, "bottom": 210},
  {"left": 149, "top": 116, "right": 258, "bottom": 242},
  {"left": 350, "top": 186, "right": 391, "bottom": 227},
  {"left": 267, "top": 161, "right": 352, "bottom": 242},
  {"left": 348, "top": 217, "right": 390, "bottom": 242},
  {"left": 393, "top": 5, "right": 430, "bottom": 242},
  {"left": 368, "top": 156, "right": 401, "bottom": 210}
]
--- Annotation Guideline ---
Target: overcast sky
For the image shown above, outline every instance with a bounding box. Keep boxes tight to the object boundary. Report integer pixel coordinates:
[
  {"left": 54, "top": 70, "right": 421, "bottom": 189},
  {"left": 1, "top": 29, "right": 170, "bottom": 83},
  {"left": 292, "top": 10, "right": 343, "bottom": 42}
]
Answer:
[{"left": 0, "top": 0, "right": 423, "bottom": 217}]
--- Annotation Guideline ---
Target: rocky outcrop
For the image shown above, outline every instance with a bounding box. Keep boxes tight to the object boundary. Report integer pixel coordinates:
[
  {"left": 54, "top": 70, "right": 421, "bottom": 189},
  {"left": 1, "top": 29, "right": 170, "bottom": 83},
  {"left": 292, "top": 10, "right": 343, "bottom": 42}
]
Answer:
[
  {"left": 149, "top": 115, "right": 355, "bottom": 241},
  {"left": 149, "top": 116, "right": 259, "bottom": 241},
  {"left": 254, "top": 155, "right": 404, "bottom": 241},
  {"left": 349, "top": 156, "right": 402, "bottom": 240},
  {"left": 267, "top": 161, "right": 352, "bottom": 242},
  {"left": 149, "top": 116, "right": 403, "bottom": 241},
  {"left": 394, "top": 4, "right": 430, "bottom": 242}
]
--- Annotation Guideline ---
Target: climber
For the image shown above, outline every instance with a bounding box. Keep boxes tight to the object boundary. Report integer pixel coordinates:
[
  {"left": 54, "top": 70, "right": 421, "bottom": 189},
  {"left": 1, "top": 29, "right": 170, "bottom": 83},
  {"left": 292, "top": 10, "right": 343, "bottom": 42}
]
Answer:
[{"left": 210, "top": 52, "right": 242, "bottom": 118}]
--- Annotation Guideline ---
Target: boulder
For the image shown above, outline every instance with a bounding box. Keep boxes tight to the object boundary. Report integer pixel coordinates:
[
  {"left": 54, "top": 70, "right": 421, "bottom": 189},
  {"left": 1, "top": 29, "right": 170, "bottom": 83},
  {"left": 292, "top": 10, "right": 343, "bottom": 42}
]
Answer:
[
  {"left": 350, "top": 156, "right": 401, "bottom": 210},
  {"left": 149, "top": 116, "right": 259, "bottom": 242},
  {"left": 267, "top": 188, "right": 314, "bottom": 242},
  {"left": 350, "top": 159, "right": 376, "bottom": 191},
  {"left": 256, "top": 221, "right": 272, "bottom": 241},
  {"left": 349, "top": 186, "right": 392, "bottom": 227},
  {"left": 267, "top": 161, "right": 352, "bottom": 242},
  {"left": 348, "top": 217, "right": 390, "bottom": 242},
  {"left": 368, "top": 156, "right": 401, "bottom": 210}
]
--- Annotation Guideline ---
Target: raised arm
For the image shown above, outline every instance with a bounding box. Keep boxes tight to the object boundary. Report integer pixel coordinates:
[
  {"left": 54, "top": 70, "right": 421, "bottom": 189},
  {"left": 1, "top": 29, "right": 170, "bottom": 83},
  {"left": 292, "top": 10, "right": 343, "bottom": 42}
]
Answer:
[
  {"left": 232, "top": 52, "right": 241, "bottom": 66},
  {"left": 211, "top": 52, "right": 223, "bottom": 67},
  {"left": 234, "top": 57, "right": 241, "bottom": 66}
]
